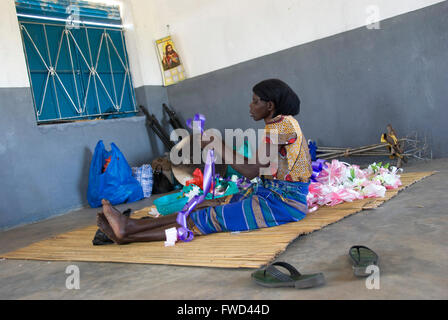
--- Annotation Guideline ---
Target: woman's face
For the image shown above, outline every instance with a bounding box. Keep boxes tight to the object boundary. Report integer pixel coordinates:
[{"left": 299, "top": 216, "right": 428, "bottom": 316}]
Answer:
[{"left": 249, "top": 93, "right": 273, "bottom": 121}]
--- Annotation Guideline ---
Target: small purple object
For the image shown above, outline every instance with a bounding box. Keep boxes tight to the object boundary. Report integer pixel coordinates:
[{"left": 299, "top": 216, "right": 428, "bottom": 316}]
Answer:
[
  {"left": 311, "top": 159, "right": 327, "bottom": 182},
  {"left": 186, "top": 113, "right": 206, "bottom": 134}
]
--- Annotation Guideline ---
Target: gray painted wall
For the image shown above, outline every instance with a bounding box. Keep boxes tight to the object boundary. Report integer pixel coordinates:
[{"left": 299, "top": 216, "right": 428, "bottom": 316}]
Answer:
[
  {"left": 134, "top": 85, "right": 172, "bottom": 158},
  {"left": 166, "top": 1, "right": 448, "bottom": 158},
  {"left": 0, "top": 86, "right": 168, "bottom": 230}
]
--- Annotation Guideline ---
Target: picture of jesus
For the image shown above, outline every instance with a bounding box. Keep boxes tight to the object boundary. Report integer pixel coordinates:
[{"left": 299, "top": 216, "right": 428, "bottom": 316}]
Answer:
[
  {"left": 156, "top": 36, "right": 186, "bottom": 86},
  {"left": 162, "top": 43, "right": 181, "bottom": 70}
]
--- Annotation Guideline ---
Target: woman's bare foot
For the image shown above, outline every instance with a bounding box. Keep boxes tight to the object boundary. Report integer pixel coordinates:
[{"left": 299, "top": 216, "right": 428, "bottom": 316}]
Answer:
[
  {"left": 96, "top": 213, "right": 128, "bottom": 244},
  {"left": 101, "top": 199, "right": 129, "bottom": 241}
]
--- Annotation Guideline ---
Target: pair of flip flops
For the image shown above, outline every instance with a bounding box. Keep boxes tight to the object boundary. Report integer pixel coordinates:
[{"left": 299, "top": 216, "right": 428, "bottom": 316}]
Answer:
[{"left": 252, "top": 246, "right": 378, "bottom": 288}]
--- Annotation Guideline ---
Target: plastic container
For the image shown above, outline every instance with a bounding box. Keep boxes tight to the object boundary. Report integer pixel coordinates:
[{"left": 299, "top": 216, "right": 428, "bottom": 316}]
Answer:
[
  {"left": 153, "top": 192, "right": 189, "bottom": 216},
  {"left": 155, "top": 180, "right": 240, "bottom": 216}
]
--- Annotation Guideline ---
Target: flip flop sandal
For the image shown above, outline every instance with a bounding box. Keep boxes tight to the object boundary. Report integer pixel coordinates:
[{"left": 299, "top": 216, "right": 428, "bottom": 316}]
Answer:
[
  {"left": 251, "top": 262, "right": 326, "bottom": 289},
  {"left": 349, "top": 245, "right": 379, "bottom": 277}
]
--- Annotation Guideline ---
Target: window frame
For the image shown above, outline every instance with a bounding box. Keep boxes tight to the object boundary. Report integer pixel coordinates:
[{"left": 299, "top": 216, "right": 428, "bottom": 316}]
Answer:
[{"left": 17, "top": 11, "right": 137, "bottom": 124}]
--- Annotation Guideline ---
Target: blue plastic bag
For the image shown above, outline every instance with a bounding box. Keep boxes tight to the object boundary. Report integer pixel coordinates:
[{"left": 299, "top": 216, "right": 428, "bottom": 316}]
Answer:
[{"left": 87, "top": 140, "right": 144, "bottom": 208}]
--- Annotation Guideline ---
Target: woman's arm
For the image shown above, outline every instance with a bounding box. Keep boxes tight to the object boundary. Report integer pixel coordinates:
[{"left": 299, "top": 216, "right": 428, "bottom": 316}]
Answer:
[{"left": 201, "top": 134, "right": 273, "bottom": 180}]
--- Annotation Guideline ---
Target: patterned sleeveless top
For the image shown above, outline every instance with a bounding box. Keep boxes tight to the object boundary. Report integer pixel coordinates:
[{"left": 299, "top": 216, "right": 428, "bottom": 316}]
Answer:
[{"left": 264, "top": 115, "right": 312, "bottom": 182}]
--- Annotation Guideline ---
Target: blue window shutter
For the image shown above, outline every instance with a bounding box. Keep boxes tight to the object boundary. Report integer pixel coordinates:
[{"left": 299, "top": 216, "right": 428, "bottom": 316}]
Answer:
[{"left": 16, "top": 0, "right": 137, "bottom": 123}]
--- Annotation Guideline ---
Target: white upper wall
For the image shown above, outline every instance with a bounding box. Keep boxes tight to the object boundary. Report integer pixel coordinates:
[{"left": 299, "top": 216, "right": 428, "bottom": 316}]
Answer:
[
  {"left": 0, "top": 0, "right": 30, "bottom": 88},
  {"left": 128, "top": 0, "right": 444, "bottom": 86},
  {"left": 120, "top": 0, "right": 162, "bottom": 89},
  {"left": 0, "top": 0, "right": 445, "bottom": 88}
]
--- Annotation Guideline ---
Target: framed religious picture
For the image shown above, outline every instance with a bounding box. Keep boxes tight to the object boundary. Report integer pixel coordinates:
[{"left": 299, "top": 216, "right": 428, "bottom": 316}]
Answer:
[{"left": 155, "top": 36, "right": 186, "bottom": 86}]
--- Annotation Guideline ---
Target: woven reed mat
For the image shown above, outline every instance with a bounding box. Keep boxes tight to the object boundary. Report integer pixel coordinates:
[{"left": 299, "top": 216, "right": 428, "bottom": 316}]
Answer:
[{"left": 1, "top": 171, "right": 435, "bottom": 268}]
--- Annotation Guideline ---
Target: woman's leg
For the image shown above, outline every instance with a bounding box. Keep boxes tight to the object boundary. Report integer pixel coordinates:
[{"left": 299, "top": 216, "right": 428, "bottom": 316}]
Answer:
[
  {"left": 100, "top": 199, "right": 179, "bottom": 239},
  {"left": 98, "top": 199, "right": 199, "bottom": 244},
  {"left": 97, "top": 212, "right": 180, "bottom": 244}
]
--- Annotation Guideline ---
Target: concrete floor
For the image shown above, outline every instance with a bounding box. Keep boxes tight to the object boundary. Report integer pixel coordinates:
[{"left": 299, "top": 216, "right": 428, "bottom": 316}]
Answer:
[{"left": 0, "top": 158, "right": 447, "bottom": 300}]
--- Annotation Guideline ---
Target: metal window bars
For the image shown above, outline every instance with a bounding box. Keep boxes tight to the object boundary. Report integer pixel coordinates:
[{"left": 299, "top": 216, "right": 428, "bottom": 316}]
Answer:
[{"left": 19, "top": 20, "right": 137, "bottom": 124}]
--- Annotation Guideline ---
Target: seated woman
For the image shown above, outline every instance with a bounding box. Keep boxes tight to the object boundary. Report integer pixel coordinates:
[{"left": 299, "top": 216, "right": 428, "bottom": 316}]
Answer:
[{"left": 97, "top": 79, "right": 313, "bottom": 244}]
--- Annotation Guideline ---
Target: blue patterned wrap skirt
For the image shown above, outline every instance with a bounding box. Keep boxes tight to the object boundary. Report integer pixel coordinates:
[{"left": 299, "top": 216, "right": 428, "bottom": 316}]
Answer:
[{"left": 189, "top": 178, "right": 309, "bottom": 235}]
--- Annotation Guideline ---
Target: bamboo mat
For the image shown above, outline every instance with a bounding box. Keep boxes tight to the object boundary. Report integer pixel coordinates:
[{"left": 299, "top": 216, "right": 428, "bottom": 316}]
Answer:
[{"left": 1, "top": 171, "right": 435, "bottom": 269}]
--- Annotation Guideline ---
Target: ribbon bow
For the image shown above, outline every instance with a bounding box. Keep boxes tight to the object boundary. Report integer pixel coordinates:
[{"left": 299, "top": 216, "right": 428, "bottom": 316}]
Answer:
[
  {"left": 311, "top": 159, "right": 327, "bottom": 182},
  {"left": 186, "top": 113, "right": 206, "bottom": 134}
]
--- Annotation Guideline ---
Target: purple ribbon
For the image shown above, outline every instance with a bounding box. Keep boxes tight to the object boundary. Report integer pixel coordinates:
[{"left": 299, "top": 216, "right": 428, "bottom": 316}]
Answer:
[
  {"left": 311, "top": 159, "right": 327, "bottom": 182},
  {"left": 186, "top": 113, "right": 206, "bottom": 134},
  {"left": 176, "top": 148, "right": 215, "bottom": 242}
]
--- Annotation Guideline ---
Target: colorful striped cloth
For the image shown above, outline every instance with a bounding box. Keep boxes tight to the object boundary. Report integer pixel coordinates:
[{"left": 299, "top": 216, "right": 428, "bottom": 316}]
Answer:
[{"left": 190, "top": 178, "right": 309, "bottom": 235}]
